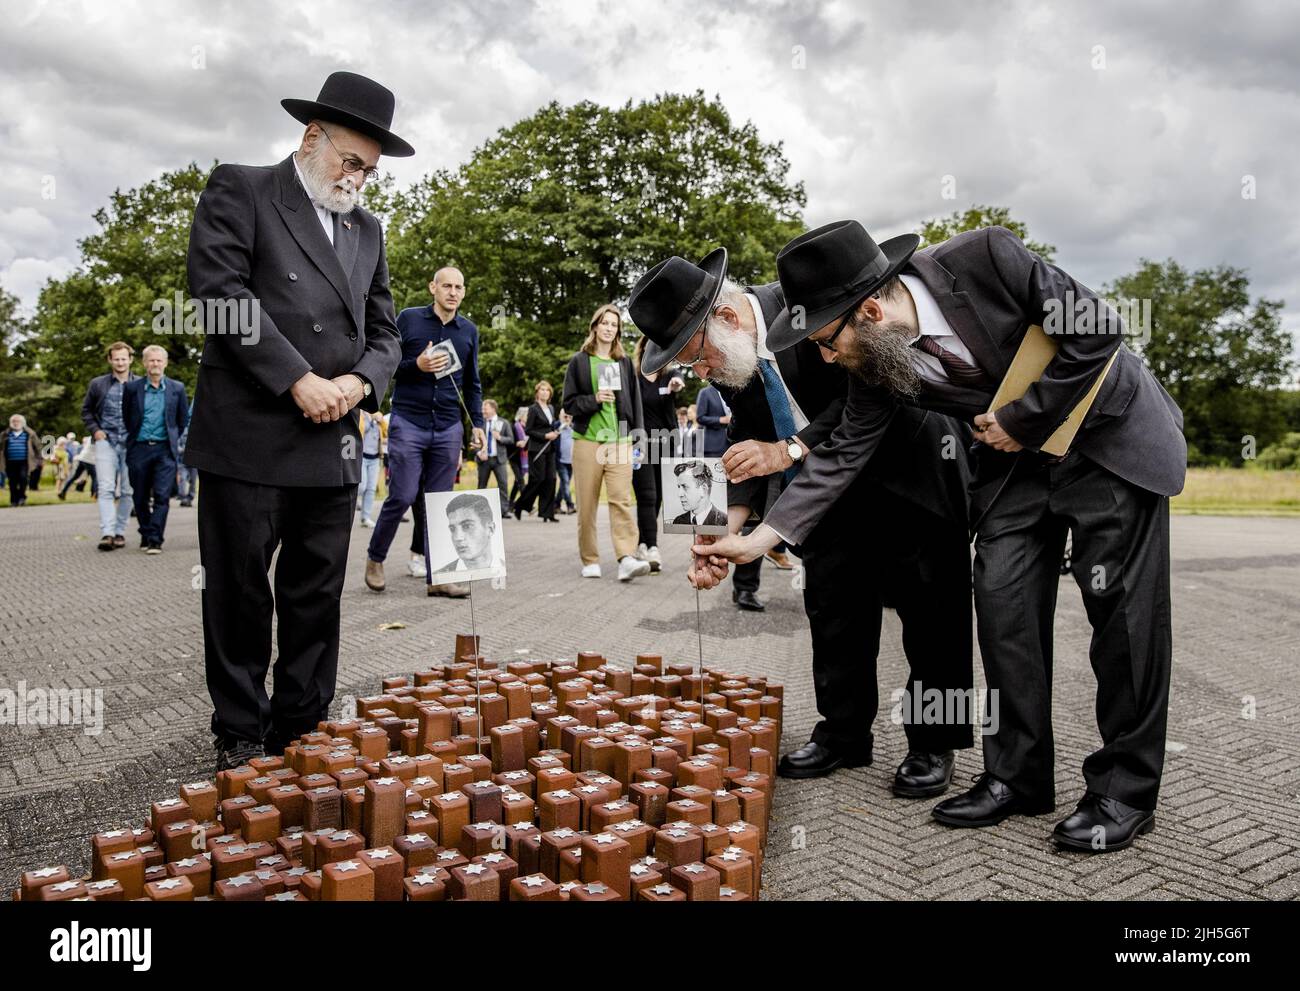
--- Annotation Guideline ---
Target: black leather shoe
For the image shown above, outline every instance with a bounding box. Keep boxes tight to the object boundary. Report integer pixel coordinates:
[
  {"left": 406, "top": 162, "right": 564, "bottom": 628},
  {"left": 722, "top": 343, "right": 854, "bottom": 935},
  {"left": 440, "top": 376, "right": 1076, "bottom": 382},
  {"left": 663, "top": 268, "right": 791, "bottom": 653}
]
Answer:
[
  {"left": 1052, "top": 793, "right": 1155, "bottom": 852},
  {"left": 214, "top": 737, "right": 265, "bottom": 773},
  {"left": 777, "top": 740, "right": 872, "bottom": 780},
  {"left": 892, "top": 750, "right": 955, "bottom": 798},
  {"left": 733, "top": 590, "right": 765, "bottom": 612},
  {"left": 932, "top": 772, "right": 1049, "bottom": 827}
]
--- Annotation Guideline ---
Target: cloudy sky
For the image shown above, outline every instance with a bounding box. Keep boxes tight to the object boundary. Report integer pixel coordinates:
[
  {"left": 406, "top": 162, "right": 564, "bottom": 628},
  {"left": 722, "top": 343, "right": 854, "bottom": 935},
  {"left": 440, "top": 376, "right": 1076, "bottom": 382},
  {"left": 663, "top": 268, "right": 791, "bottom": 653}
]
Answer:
[{"left": 3, "top": 0, "right": 1298, "bottom": 356}]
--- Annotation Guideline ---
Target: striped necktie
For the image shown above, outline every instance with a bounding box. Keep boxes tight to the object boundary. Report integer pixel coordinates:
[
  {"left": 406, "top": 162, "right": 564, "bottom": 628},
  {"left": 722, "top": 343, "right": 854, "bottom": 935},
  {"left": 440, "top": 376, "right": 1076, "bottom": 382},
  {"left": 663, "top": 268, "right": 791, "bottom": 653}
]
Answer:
[{"left": 912, "top": 334, "right": 991, "bottom": 387}]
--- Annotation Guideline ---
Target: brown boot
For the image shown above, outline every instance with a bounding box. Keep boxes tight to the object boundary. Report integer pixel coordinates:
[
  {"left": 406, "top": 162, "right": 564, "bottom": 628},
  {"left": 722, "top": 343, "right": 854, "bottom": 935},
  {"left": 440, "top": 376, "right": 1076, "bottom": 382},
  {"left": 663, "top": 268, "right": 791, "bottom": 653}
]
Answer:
[
  {"left": 428, "top": 581, "right": 469, "bottom": 599},
  {"left": 365, "top": 559, "right": 386, "bottom": 592}
]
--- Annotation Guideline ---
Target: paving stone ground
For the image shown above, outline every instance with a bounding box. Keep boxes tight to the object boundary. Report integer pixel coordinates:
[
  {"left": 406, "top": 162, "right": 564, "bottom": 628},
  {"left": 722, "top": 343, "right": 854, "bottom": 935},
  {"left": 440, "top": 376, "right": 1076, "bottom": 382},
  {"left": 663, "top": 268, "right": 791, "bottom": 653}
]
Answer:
[{"left": 1, "top": 499, "right": 1297, "bottom": 899}]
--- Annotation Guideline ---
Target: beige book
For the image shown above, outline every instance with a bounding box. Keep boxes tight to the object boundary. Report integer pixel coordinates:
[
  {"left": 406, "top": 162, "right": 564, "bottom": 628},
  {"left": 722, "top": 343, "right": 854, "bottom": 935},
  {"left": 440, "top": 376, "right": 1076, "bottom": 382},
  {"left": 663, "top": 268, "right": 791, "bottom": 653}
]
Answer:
[{"left": 988, "top": 324, "right": 1119, "bottom": 456}]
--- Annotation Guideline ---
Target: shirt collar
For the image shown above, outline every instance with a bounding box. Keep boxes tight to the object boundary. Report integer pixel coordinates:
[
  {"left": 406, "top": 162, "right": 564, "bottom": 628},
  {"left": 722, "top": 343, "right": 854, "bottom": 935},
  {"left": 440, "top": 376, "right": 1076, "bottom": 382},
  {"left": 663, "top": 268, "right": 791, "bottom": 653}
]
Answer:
[
  {"left": 747, "top": 292, "right": 774, "bottom": 361},
  {"left": 900, "top": 273, "right": 956, "bottom": 343}
]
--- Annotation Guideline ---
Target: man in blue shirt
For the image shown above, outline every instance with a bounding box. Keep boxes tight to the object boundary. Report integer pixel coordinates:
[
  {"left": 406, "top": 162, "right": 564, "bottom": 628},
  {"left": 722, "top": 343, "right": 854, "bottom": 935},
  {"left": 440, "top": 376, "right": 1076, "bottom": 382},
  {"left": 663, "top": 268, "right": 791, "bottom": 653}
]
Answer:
[
  {"left": 365, "top": 266, "right": 485, "bottom": 597},
  {"left": 122, "top": 345, "right": 189, "bottom": 553}
]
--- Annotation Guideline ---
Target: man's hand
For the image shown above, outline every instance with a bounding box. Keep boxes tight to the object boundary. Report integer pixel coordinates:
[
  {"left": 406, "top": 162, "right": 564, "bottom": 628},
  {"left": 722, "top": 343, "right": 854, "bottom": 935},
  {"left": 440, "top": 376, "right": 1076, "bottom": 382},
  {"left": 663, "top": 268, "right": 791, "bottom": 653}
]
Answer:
[
  {"left": 470, "top": 427, "right": 486, "bottom": 452},
  {"left": 719, "top": 414, "right": 732, "bottom": 426},
  {"left": 687, "top": 534, "right": 730, "bottom": 590},
  {"left": 595, "top": 389, "right": 616, "bottom": 404},
  {"left": 722, "top": 439, "right": 792, "bottom": 483},
  {"left": 417, "top": 349, "right": 449, "bottom": 374},
  {"left": 475, "top": 449, "right": 487, "bottom": 461},
  {"left": 330, "top": 374, "right": 365, "bottom": 411},
  {"left": 545, "top": 430, "right": 559, "bottom": 441},
  {"left": 667, "top": 377, "right": 685, "bottom": 394},
  {"left": 291, "top": 372, "right": 349, "bottom": 424},
  {"left": 973, "top": 411, "right": 1024, "bottom": 452},
  {"left": 93, "top": 429, "right": 107, "bottom": 442}
]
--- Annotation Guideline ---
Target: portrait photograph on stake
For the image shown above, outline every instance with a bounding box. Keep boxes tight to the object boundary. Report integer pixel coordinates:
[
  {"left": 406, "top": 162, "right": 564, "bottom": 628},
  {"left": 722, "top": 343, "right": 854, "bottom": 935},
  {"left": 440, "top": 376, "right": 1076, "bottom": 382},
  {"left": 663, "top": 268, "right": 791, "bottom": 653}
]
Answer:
[{"left": 425, "top": 489, "right": 507, "bottom": 585}]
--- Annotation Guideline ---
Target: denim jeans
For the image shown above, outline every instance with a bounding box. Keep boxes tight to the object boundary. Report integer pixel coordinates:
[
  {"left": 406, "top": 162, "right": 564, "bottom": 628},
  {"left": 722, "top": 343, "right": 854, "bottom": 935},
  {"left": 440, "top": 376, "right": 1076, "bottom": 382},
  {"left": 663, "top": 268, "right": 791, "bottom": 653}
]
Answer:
[
  {"left": 557, "top": 461, "right": 575, "bottom": 510},
  {"left": 357, "top": 454, "right": 381, "bottom": 521},
  {"left": 366, "top": 414, "right": 463, "bottom": 566},
  {"left": 95, "top": 439, "right": 132, "bottom": 537}
]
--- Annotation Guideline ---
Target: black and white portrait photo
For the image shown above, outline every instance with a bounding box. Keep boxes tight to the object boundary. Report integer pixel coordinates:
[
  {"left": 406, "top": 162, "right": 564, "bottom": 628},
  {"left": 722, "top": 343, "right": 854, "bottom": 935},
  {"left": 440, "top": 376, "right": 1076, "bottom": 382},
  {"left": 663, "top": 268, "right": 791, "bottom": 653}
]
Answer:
[
  {"left": 428, "top": 339, "right": 462, "bottom": 380},
  {"left": 661, "top": 457, "right": 729, "bottom": 534},
  {"left": 424, "top": 489, "right": 507, "bottom": 585},
  {"left": 597, "top": 361, "right": 622, "bottom": 392}
]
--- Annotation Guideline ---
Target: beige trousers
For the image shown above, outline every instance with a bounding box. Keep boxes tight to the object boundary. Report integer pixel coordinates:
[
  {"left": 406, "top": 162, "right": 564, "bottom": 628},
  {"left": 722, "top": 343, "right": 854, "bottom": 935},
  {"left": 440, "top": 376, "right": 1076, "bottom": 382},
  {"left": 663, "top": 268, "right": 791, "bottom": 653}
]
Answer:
[{"left": 571, "top": 438, "right": 638, "bottom": 565}]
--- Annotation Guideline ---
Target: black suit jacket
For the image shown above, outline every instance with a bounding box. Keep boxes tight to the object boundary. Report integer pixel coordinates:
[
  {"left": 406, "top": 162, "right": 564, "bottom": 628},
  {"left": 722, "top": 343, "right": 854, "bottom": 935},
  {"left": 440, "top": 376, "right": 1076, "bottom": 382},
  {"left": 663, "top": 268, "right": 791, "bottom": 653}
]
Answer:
[
  {"left": 719, "top": 282, "right": 972, "bottom": 530},
  {"left": 673, "top": 505, "right": 729, "bottom": 527},
  {"left": 766, "top": 227, "right": 1187, "bottom": 545},
  {"left": 184, "top": 155, "right": 401, "bottom": 486},
  {"left": 523, "top": 402, "right": 558, "bottom": 457},
  {"left": 122, "top": 376, "right": 190, "bottom": 460}
]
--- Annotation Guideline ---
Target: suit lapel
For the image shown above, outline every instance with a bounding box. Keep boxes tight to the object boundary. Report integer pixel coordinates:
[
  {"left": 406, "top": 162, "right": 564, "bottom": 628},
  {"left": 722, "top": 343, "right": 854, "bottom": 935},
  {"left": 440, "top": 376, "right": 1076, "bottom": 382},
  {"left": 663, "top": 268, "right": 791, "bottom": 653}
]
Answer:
[
  {"left": 272, "top": 156, "right": 359, "bottom": 328},
  {"left": 907, "top": 252, "right": 1009, "bottom": 382}
]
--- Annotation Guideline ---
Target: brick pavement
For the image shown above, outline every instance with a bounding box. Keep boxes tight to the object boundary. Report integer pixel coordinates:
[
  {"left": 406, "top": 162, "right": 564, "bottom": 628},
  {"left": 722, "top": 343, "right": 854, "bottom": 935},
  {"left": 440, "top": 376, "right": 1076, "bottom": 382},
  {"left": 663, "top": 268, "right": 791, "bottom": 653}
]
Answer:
[{"left": 1, "top": 501, "right": 1297, "bottom": 899}]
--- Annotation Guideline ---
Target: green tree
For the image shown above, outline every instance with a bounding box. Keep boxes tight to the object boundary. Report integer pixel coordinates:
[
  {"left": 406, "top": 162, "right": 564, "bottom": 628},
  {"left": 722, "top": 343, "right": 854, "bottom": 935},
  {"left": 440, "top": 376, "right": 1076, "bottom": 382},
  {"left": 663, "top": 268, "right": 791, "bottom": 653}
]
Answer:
[
  {"left": 0, "top": 286, "right": 62, "bottom": 426},
  {"left": 917, "top": 205, "right": 1056, "bottom": 262},
  {"left": 371, "top": 92, "right": 806, "bottom": 407},
  {"left": 1107, "top": 260, "right": 1293, "bottom": 465},
  {"left": 26, "top": 164, "right": 209, "bottom": 434}
]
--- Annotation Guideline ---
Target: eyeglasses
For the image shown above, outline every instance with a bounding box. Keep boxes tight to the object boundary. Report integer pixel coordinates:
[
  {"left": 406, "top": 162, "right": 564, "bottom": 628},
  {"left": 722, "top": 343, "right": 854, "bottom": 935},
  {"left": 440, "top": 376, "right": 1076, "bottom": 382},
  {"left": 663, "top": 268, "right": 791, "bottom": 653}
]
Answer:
[
  {"left": 318, "top": 126, "right": 381, "bottom": 183},
  {"left": 812, "top": 291, "right": 880, "bottom": 354},
  {"left": 675, "top": 324, "right": 709, "bottom": 369}
]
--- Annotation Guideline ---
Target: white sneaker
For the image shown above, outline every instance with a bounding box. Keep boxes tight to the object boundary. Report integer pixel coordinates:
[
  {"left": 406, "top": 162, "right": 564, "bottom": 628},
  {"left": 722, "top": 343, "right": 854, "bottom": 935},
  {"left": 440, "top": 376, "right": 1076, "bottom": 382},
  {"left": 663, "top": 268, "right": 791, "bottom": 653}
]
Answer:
[
  {"left": 635, "top": 542, "right": 650, "bottom": 561},
  {"left": 646, "top": 545, "right": 662, "bottom": 573},
  {"left": 407, "top": 556, "right": 426, "bottom": 578},
  {"left": 618, "top": 556, "right": 651, "bottom": 582},
  {"left": 360, "top": 517, "right": 374, "bottom": 528},
  {"left": 581, "top": 563, "right": 603, "bottom": 579}
]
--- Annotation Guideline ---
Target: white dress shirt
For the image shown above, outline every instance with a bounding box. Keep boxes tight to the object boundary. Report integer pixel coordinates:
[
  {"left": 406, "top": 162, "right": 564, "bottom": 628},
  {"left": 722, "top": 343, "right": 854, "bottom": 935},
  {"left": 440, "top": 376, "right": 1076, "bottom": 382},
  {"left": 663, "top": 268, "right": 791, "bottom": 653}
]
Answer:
[
  {"left": 748, "top": 292, "right": 810, "bottom": 431},
  {"left": 292, "top": 153, "right": 335, "bottom": 245},
  {"left": 899, "top": 273, "right": 979, "bottom": 386}
]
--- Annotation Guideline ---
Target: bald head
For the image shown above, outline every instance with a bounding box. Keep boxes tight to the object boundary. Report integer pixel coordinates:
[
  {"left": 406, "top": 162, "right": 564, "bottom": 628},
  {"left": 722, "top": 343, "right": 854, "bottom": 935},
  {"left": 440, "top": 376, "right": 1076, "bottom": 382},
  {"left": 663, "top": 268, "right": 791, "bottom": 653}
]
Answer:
[{"left": 430, "top": 267, "right": 466, "bottom": 321}]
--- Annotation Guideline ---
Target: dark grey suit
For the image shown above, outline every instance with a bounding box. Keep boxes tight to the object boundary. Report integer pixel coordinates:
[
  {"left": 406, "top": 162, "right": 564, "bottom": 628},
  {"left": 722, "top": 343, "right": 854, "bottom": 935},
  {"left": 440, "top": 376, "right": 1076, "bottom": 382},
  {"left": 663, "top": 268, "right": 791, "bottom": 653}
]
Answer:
[
  {"left": 185, "top": 154, "right": 402, "bottom": 751},
  {"left": 767, "top": 226, "right": 1185, "bottom": 810}
]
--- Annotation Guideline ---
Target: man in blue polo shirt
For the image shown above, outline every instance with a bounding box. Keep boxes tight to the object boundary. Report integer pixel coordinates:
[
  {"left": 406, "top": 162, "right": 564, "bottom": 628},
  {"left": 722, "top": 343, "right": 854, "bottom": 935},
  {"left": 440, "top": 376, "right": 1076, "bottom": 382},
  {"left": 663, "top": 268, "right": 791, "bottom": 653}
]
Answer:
[{"left": 365, "top": 266, "right": 485, "bottom": 597}]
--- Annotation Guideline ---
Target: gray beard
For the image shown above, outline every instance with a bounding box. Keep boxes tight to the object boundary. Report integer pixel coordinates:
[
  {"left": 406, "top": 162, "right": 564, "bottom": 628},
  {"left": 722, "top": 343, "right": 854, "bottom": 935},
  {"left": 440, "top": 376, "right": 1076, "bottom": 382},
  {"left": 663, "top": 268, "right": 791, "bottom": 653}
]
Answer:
[
  {"left": 298, "top": 143, "right": 361, "bottom": 214},
  {"left": 706, "top": 320, "right": 759, "bottom": 390},
  {"left": 838, "top": 316, "right": 921, "bottom": 398}
]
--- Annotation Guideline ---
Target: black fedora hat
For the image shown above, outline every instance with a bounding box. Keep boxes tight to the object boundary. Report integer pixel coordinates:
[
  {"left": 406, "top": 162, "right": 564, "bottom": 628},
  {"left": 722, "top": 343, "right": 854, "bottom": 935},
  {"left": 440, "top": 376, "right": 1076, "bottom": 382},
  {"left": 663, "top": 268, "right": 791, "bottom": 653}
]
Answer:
[
  {"left": 766, "top": 221, "right": 919, "bottom": 352},
  {"left": 629, "top": 248, "right": 728, "bottom": 375},
  {"left": 282, "top": 70, "right": 415, "bottom": 158}
]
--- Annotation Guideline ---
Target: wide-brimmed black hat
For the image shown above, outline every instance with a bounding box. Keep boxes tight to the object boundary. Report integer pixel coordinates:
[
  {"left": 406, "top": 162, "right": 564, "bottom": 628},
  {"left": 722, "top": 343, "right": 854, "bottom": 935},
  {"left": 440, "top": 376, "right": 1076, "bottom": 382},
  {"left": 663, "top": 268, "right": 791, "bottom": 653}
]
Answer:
[
  {"left": 629, "top": 248, "right": 728, "bottom": 374},
  {"left": 766, "top": 221, "right": 919, "bottom": 351},
  {"left": 282, "top": 70, "right": 415, "bottom": 158}
]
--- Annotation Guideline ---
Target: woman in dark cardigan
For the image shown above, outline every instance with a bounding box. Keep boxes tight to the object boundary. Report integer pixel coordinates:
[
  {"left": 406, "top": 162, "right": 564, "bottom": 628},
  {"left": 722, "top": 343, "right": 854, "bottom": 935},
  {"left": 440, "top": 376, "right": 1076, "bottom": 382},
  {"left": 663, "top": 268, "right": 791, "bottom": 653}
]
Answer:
[
  {"left": 513, "top": 380, "right": 560, "bottom": 522},
  {"left": 561, "top": 304, "right": 649, "bottom": 582}
]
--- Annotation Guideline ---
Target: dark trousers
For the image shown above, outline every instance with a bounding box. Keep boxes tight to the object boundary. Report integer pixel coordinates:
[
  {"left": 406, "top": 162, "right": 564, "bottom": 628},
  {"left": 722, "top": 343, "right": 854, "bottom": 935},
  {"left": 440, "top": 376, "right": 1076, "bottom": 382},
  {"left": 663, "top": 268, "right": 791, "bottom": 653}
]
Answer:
[
  {"left": 632, "top": 451, "right": 662, "bottom": 548},
  {"left": 517, "top": 447, "right": 557, "bottom": 518},
  {"left": 368, "top": 414, "right": 462, "bottom": 566},
  {"left": 197, "top": 470, "right": 357, "bottom": 749},
  {"left": 801, "top": 481, "right": 974, "bottom": 755},
  {"left": 5, "top": 460, "right": 27, "bottom": 504},
  {"left": 508, "top": 455, "right": 526, "bottom": 505},
  {"left": 973, "top": 450, "right": 1171, "bottom": 811},
  {"left": 477, "top": 455, "right": 512, "bottom": 512},
  {"left": 60, "top": 461, "right": 97, "bottom": 496},
  {"left": 126, "top": 442, "right": 176, "bottom": 545}
]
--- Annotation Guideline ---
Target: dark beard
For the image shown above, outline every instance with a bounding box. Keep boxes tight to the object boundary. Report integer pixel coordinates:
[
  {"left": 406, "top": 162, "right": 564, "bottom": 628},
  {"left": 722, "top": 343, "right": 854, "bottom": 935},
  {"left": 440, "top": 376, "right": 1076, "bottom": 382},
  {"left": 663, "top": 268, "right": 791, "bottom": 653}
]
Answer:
[{"left": 837, "top": 316, "right": 921, "bottom": 398}]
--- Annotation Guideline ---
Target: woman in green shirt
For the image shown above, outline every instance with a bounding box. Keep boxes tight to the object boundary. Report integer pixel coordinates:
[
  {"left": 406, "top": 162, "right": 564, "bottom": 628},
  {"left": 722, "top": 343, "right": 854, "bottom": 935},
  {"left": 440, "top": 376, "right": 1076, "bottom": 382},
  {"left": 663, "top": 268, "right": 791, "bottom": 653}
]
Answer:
[{"left": 561, "top": 304, "right": 650, "bottom": 582}]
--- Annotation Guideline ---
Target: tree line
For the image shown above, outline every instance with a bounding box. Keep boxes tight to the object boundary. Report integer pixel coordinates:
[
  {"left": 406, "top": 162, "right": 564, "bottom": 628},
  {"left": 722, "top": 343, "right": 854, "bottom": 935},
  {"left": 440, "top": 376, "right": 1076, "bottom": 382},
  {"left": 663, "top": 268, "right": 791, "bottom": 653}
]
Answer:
[{"left": 2, "top": 92, "right": 1296, "bottom": 467}]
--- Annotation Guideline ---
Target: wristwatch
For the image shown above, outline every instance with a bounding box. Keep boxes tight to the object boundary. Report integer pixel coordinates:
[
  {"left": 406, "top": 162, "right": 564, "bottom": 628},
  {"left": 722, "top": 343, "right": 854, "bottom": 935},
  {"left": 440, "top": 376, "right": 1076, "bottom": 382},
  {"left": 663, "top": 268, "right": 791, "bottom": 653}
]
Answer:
[
  {"left": 785, "top": 437, "right": 805, "bottom": 462},
  {"left": 352, "top": 374, "right": 372, "bottom": 398}
]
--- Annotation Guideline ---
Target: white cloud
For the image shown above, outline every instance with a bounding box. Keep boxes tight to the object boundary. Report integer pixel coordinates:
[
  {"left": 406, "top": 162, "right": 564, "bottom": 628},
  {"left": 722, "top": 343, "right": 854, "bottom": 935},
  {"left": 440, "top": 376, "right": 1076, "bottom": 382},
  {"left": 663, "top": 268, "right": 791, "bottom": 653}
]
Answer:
[{"left": 0, "top": 0, "right": 1296, "bottom": 350}]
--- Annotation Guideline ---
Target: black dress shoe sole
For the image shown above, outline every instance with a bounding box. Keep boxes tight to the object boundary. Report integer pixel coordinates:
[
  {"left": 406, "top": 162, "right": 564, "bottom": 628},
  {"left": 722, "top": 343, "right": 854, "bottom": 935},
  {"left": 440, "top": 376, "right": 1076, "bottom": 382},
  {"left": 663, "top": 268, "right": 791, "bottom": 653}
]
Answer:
[
  {"left": 1053, "top": 813, "right": 1155, "bottom": 852},
  {"left": 892, "top": 777, "right": 954, "bottom": 799},
  {"left": 777, "top": 754, "right": 873, "bottom": 780}
]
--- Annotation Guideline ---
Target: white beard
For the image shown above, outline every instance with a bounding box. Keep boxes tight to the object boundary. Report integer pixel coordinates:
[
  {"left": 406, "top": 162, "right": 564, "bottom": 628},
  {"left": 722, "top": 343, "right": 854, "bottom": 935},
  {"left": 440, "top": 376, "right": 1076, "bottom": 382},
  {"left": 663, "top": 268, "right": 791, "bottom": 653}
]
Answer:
[
  {"left": 706, "top": 319, "right": 760, "bottom": 390},
  {"left": 298, "top": 142, "right": 361, "bottom": 214}
]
